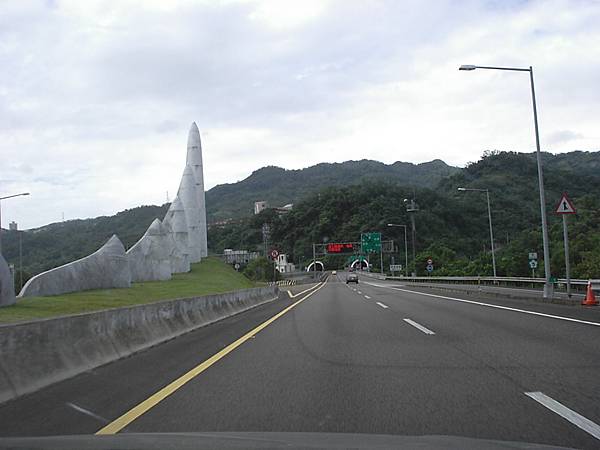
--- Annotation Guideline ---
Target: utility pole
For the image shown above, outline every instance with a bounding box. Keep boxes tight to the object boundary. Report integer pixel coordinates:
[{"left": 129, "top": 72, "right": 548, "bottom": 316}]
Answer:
[
  {"left": 19, "top": 230, "right": 23, "bottom": 292},
  {"left": 0, "top": 192, "right": 30, "bottom": 255},
  {"left": 312, "top": 243, "right": 317, "bottom": 280},
  {"left": 404, "top": 198, "right": 418, "bottom": 276}
]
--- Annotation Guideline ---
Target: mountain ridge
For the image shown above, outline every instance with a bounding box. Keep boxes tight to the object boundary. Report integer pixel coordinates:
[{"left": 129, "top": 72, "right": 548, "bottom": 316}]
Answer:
[{"left": 205, "top": 158, "right": 460, "bottom": 220}]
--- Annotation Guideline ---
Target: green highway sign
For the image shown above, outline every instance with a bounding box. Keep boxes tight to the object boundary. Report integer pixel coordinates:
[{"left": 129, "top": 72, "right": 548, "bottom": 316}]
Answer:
[{"left": 361, "top": 232, "right": 381, "bottom": 253}]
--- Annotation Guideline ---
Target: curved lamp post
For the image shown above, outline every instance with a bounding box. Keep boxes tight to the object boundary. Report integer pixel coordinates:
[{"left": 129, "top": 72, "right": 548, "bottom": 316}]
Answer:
[{"left": 459, "top": 64, "right": 552, "bottom": 298}]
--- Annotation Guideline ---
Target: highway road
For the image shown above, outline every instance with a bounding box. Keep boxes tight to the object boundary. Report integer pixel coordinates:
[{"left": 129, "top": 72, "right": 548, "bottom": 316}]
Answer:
[{"left": 0, "top": 272, "right": 599, "bottom": 448}]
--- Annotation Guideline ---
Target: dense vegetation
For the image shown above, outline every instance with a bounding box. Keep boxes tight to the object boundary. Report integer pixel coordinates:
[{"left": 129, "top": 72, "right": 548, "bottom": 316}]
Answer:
[
  {"left": 3, "top": 150, "right": 600, "bottom": 282},
  {"left": 210, "top": 151, "right": 600, "bottom": 279},
  {"left": 1, "top": 204, "right": 169, "bottom": 291}
]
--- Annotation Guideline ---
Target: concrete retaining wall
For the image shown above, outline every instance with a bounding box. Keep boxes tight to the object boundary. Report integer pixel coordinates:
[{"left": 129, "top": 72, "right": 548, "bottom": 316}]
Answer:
[{"left": 0, "top": 285, "right": 278, "bottom": 404}]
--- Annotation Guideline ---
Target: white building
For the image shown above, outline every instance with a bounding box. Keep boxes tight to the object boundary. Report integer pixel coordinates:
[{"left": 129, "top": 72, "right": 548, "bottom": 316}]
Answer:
[
  {"left": 254, "top": 201, "right": 268, "bottom": 215},
  {"left": 275, "top": 253, "right": 296, "bottom": 273},
  {"left": 223, "top": 249, "right": 259, "bottom": 265}
]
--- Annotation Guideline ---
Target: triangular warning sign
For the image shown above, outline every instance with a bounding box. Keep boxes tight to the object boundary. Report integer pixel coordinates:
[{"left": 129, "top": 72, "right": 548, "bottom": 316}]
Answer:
[{"left": 555, "top": 193, "right": 576, "bottom": 214}]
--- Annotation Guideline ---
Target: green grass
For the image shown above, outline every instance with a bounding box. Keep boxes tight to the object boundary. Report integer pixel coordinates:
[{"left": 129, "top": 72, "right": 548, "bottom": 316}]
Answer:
[{"left": 0, "top": 257, "right": 257, "bottom": 324}]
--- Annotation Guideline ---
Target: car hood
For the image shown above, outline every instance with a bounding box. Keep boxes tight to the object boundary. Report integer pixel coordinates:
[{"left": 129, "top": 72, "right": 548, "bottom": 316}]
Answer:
[{"left": 0, "top": 432, "right": 575, "bottom": 449}]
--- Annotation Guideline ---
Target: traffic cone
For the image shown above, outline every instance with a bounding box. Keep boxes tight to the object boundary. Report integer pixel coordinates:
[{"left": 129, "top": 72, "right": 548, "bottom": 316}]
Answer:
[{"left": 582, "top": 280, "right": 599, "bottom": 306}]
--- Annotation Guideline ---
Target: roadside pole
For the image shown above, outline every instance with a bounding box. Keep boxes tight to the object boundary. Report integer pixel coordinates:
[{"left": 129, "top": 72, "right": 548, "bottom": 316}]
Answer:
[
  {"left": 555, "top": 193, "right": 576, "bottom": 298},
  {"left": 380, "top": 246, "right": 384, "bottom": 275},
  {"left": 312, "top": 243, "right": 316, "bottom": 281},
  {"left": 562, "top": 215, "right": 571, "bottom": 297}
]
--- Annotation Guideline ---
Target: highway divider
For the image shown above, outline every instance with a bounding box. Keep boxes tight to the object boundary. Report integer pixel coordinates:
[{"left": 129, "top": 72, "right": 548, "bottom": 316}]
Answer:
[{"left": 0, "top": 285, "right": 278, "bottom": 404}]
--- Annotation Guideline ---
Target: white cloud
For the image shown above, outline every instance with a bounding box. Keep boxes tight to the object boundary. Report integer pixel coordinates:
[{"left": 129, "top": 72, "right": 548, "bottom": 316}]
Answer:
[{"left": 1, "top": 0, "right": 599, "bottom": 229}]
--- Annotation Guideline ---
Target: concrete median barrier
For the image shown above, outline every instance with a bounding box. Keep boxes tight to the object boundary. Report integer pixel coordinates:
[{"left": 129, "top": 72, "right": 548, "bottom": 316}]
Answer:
[{"left": 0, "top": 285, "right": 278, "bottom": 404}]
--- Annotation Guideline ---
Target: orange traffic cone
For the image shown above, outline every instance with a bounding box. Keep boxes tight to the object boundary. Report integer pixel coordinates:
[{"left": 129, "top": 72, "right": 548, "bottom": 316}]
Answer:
[{"left": 582, "top": 280, "right": 599, "bottom": 306}]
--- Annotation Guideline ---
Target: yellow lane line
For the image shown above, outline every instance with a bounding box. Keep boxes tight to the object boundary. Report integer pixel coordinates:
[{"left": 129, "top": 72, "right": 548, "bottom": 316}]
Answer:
[{"left": 96, "top": 280, "right": 328, "bottom": 435}]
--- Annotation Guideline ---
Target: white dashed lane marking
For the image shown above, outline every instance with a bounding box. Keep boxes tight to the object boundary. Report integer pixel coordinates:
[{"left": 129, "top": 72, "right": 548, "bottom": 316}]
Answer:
[
  {"left": 525, "top": 392, "right": 600, "bottom": 440},
  {"left": 403, "top": 318, "right": 435, "bottom": 335}
]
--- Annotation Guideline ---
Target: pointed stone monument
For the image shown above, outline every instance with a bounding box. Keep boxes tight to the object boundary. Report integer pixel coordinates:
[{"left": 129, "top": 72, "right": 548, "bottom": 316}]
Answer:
[
  {"left": 177, "top": 166, "right": 202, "bottom": 263},
  {"left": 127, "top": 218, "right": 172, "bottom": 282},
  {"left": 162, "top": 196, "right": 191, "bottom": 273},
  {"left": 186, "top": 122, "right": 208, "bottom": 258},
  {"left": 0, "top": 254, "right": 16, "bottom": 307}
]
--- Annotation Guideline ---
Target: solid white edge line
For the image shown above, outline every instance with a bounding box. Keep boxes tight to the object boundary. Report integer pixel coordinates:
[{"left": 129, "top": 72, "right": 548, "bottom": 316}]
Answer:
[
  {"left": 403, "top": 318, "right": 435, "bottom": 335},
  {"left": 376, "top": 302, "right": 389, "bottom": 309},
  {"left": 379, "top": 286, "right": 600, "bottom": 328},
  {"left": 525, "top": 392, "right": 600, "bottom": 440}
]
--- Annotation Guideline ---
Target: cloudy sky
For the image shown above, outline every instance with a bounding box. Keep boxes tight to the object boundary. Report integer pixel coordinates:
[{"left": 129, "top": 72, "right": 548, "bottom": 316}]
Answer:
[{"left": 1, "top": 0, "right": 599, "bottom": 229}]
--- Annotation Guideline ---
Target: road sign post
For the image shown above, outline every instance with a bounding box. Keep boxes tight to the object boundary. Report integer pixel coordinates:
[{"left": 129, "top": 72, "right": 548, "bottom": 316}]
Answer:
[
  {"left": 528, "top": 253, "right": 538, "bottom": 278},
  {"left": 555, "top": 193, "right": 576, "bottom": 297},
  {"left": 426, "top": 259, "right": 433, "bottom": 275},
  {"left": 270, "top": 249, "right": 279, "bottom": 282}
]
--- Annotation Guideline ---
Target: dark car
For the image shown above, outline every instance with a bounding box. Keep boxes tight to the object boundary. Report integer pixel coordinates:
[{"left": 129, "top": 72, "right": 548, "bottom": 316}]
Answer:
[{"left": 346, "top": 272, "right": 358, "bottom": 283}]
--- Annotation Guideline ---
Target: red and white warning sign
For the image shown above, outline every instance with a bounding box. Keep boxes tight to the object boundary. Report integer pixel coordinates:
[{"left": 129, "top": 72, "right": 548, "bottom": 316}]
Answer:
[{"left": 555, "top": 193, "right": 576, "bottom": 215}]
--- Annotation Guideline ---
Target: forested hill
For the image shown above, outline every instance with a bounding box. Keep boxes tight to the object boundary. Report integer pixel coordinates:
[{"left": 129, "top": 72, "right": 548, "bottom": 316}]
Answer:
[
  {"left": 205, "top": 159, "right": 459, "bottom": 221},
  {"left": 209, "top": 150, "right": 600, "bottom": 279},
  {"left": 1, "top": 205, "right": 169, "bottom": 280}
]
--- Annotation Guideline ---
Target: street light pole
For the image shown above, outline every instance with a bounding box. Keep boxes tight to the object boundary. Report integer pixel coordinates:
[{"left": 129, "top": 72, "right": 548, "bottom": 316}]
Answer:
[
  {"left": 387, "top": 223, "right": 408, "bottom": 277},
  {"left": 459, "top": 64, "right": 553, "bottom": 298},
  {"left": 0, "top": 192, "right": 30, "bottom": 255},
  {"left": 458, "top": 188, "right": 496, "bottom": 278},
  {"left": 404, "top": 198, "right": 418, "bottom": 276}
]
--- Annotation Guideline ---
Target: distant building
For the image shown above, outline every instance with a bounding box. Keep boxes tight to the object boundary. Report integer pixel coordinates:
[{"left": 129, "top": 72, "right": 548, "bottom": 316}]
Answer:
[
  {"left": 254, "top": 201, "right": 268, "bottom": 215},
  {"left": 222, "top": 249, "right": 260, "bottom": 265},
  {"left": 8, "top": 221, "right": 17, "bottom": 231},
  {"left": 274, "top": 203, "right": 293, "bottom": 215},
  {"left": 275, "top": 253, "right": 296, "bottom": 273}
]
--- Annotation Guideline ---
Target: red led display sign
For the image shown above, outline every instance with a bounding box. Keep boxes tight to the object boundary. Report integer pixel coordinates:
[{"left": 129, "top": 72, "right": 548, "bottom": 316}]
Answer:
[{"left": 326, "top": 243, "right": 355, "bottom": 253}]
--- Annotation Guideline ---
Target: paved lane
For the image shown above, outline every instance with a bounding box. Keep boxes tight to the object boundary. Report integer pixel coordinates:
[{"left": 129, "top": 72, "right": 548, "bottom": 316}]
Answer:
[
  {"left": 1, "top": 275, "right": 599, "bottom": 448},
  {"left": 121, "top": 276, "right": 598, "bottom": 448}
]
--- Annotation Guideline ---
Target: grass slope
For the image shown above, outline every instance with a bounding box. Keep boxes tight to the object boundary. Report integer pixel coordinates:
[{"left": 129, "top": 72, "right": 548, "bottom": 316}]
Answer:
[{"left": 0, "top": 257, "right": 256, "bottom": 324}]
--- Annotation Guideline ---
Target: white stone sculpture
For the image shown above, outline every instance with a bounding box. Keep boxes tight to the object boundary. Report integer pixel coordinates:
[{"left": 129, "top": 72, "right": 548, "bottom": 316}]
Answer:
[
  {"left": 186, "top": 122, "right": 208, "bottom": 258},
  {"left": 19, "top": 235, "right": 131, "bottom": 298},
  {"left": 0, "top": 254, "right": 16, "bottom": 307},
  {"left": 12, "top": 121, "right": 209, "bottom": 299},
  {"left": 127, "top": 219, "right": 172, "bottom": 282},
  {"left": 162, "top": 196, "right": 191, "bottom": 273},
  {"left": 177, "top": 165, "right": 203, "bottom": 263}
]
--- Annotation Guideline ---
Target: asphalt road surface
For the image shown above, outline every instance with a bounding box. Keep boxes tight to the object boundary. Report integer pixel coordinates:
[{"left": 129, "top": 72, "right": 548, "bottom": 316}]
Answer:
[{"left": 0, "top": 273, "right": 599, "bottom": 449}]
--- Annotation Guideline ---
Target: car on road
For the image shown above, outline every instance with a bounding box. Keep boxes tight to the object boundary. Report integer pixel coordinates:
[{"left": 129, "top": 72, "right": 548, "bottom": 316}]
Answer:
[
  {"left": 346, "top": 272, "right": 358, "bottom": 283},
  {"left": 332, "top": 270, "right": 337, "bottom": 275}
]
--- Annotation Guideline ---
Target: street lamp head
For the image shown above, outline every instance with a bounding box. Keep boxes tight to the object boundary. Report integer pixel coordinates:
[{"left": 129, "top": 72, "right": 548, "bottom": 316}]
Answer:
[
  {"left": 457, "top": 187, "right": 466, "bottom": 191},
  {"left": 459, "top": 65, "right": 477, "bottom": 71},
  {"left": 22, "top": 193, "right": 30, "bottom": 196}
]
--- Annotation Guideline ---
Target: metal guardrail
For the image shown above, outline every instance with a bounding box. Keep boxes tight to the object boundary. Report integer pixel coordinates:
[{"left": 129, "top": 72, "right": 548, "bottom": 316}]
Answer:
[{"left": 384, "top": 275, "right": 598, "bottom": 292}]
